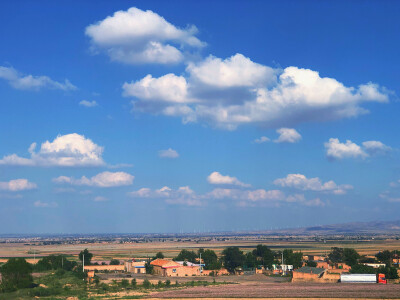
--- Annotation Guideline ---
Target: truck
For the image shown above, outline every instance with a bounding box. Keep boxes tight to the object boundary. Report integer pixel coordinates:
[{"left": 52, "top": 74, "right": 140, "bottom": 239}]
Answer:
[{"left": 340, "top": 273, "right": 387, "bottom": 284}]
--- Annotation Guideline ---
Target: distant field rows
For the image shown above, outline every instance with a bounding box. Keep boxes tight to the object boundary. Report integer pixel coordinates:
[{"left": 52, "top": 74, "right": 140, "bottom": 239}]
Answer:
[{"left": 1, "top": 238, "right": 399, "bottom": 260}]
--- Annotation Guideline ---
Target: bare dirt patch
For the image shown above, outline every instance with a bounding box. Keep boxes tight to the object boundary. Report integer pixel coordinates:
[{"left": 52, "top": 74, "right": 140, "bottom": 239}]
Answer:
[{"left": 147, "top": 282, "right": 400, "bottom": 299}]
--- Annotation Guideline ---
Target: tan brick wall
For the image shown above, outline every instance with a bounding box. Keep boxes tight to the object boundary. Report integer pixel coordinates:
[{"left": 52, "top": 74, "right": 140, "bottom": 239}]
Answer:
[
  {"left": 84, "top": 265, "right": 125, "bottom": 272},
  {"left": 165, "top": 266, "right": 200, "bottom": 277}
]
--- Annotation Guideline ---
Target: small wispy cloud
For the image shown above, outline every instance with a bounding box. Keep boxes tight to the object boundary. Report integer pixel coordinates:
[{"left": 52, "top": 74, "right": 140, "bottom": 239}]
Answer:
[
  {"left": 0, "top": 66, "right": 76, "bottom": 91},
  {"left": 158, "top": 148, "right": 179, "bottom": 158},
  {"left": 79, "top": 100, "right": 98, "bottom": 107}
]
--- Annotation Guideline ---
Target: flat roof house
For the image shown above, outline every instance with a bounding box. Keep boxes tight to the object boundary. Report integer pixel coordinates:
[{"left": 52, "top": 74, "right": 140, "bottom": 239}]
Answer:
[
  {"left": 125, "top": 259, "right": 146, "bottom": 273},
  {"left": 292, "top": 266, "right": 326, "bottom": 282}
]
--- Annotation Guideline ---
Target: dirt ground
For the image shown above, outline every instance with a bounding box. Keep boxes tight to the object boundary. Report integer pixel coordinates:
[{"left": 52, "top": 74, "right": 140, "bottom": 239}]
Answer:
[
  {"left": 147, "top": 282, "right": 400, "bottom": 299},
  {"left": 97, "top": 273, "right": 289, "bottom": 285}
]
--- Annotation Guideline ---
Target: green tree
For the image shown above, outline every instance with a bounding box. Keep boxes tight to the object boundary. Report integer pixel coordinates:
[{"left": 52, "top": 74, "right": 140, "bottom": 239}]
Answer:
[
  {"left": 154, "top": 252, "right": 164, "bottom": 259},
  {"left": 145, "top": 259, "right": 154, "bottom": 274},
  {"left": 350, "top": 264, "right": 375, "bottom": 274},
  {"left": 79, "top": 249, "right": 93, "bottom": 265},
  {"left": 305, "top": 260, "right": 317, "bottom": 267},
  {"left": 343, "top": 248, "right": 360, "bottom": 266},
  {"left": 244, "top": 252, "right": 257, "bottom": 269},
  {"left": 328, "top": 247, "right": 344, "bottom": 263},
  {"left": 283, "top": 249, "right": 303, "bottom": 269},
  {"left": 110, "top": 259, "right": 120, "bottom": 265},
  {"left": 0, "top": 258, "right": 33, "bottom": 292},
  {"left": 252, "top": 245, "right": 275, "bottom": 269},
  {"left": 201, "top": 249, "right": 221, "bottom": 270},
  {"left": 221, "top": 247, "right": 245, "bottom": 273},
  {"left": 376, "top": 250, "right": 392, "bottom": 266},
  {"left": 174, "top": 249, "right": 197, "bottom": 263},
  {"left": 35, "top": 255, "right": 76, "bottom": 271},
  {"left": 377, "top": 266, "right": 399, "bottom": 279}
]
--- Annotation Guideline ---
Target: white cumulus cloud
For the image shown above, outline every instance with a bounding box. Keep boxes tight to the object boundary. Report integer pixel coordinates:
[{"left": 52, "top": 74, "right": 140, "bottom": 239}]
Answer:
[
  {"left": 254, "top": 136, "right": 270, "bottom": 144},
  {"left": 129, "top": 186, "right": 202, "bottom": 206},
  {"left": 187, "top": 54, "right": 277, "bottom": 88},
  {"left": 0, "top": 66, "right": 76, "bottom": 91},
  {"left": 0, "top": 133, "right": 105, "bottom": 167},
  {"left": 0, "top": 179, "right": 37, "bottom": 191},
  {"left": 53, "top": 171, "right": 134, "bottom": 188},
  {"left": 85, "top": 7, "right": 205, "bottom": 65},
  {"left": 124, "top": 53, "right": 389, "bottom": 130},
  {"left": 207, "top": 171, "right": 250, "bottom": 187},
  {"left": 158, "top": 148, "right": 179, "bottom": 158},
  {"left": 325, "top": 138, "right": 391, "bottom": 160},
  {"left": 274, "top": 128, "right": 302, "bottom": 143},
  {"left": 362, "top": 140, "right": 392, "bottom": 155},
  {"left": 274, "top": 173, "right": 353, "bottom": 195}
]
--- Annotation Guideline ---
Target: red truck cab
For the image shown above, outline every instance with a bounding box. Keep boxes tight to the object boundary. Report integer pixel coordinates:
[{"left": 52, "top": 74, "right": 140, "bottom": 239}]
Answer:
[{"left": 378, "top": 273, "right": 387, "bottom": 284}]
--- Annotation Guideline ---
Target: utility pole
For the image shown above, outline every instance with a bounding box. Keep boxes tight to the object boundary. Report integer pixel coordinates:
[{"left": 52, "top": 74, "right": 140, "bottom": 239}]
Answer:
[
  {"left": 83, "top": 254, "right": 85, "bottom": 273},
  {"left": 199, "top": 252, "right": 202, "bottom": 274}
]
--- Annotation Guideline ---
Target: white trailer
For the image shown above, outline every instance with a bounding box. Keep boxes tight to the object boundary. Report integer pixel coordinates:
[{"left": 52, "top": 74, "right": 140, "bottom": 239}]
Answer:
[{"left": 340, "top": 274, "right": 376, "bottom": 283}]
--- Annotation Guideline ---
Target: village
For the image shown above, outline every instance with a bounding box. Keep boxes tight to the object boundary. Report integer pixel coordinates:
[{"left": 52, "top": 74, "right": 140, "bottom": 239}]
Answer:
[
  {"left": 78, "top": 246, "right": 400, "bottom": 285},
  {"left": 2, "top": 236, "right": 400, "bottom": 298}
]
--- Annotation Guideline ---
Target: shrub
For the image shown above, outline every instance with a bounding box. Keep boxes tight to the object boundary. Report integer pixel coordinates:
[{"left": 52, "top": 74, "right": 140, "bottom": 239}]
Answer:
[
  {"left": 0, "top": 258, "right": 33, "bottom": 292},
  {"left": 142, "top": 279, "right": 151, "bottom": 289},
  {"left": 120, "top": 279, "right": 129, "bottom": 288},
  {"left": 165, "top": 279, "right": 171, "bottom": 287},
  {"left": 131, "top": 278, "right": 137, "bottom": 289}
]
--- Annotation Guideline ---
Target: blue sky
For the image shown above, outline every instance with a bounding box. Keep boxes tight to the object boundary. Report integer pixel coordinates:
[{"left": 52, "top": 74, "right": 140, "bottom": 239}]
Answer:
[{"left": 0, "top": 1, "right": 400, "bottom": 234}]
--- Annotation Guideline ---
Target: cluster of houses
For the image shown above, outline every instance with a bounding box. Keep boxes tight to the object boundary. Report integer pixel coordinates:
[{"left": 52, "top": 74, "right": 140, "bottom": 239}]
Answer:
[
  {"left": 84, "top": 258, "right": 229, "bottom": 277},
  {"left": 292, "top": 255, "right": 395, "bottom": 283},
  {"left": 83, "top": 253, "right": 398, "bottom": 282}
]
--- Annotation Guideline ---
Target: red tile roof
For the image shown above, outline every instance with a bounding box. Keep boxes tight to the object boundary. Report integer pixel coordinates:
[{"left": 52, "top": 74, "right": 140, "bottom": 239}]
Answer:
[{"left": 150, "top": 258, "right": 180, "bottom": 268}]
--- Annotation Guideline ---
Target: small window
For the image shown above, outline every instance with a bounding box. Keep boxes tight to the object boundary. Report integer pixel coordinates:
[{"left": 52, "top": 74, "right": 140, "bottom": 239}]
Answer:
[{"left": 172, "top": 269, "right": 176, "bottom": 273}]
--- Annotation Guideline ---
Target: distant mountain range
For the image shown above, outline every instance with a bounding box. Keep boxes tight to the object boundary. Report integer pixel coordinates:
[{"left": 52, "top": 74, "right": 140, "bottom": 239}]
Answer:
[{"left": 267, "top": 220, "right": 400, "bottom": 235}]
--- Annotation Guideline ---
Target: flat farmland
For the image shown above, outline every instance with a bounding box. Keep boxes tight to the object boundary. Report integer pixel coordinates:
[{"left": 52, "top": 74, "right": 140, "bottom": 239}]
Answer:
[{"left": 1, "top": 236, "right": 400, "bottom": 260}]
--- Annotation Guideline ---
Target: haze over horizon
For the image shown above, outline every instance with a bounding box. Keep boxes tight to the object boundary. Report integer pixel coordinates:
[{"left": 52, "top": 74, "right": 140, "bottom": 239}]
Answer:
[{"left": 1, "top": 1, "right": 400, "bottom": 234}]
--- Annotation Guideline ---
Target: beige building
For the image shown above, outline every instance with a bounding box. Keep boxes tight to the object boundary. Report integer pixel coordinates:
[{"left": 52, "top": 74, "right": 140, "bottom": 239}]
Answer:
[
  {"left": 125, "top": 260, "right": 146, "bottom": 273},
  {"left": 150, "top": 258, "right": 201, "bottom": 277}
]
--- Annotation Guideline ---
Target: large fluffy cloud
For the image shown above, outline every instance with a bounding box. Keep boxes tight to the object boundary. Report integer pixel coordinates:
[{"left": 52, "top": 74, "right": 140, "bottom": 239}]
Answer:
[
  {"left": 0, "top": 134, "right": 105, "bottom": 167},
  {"left": 53, "top": 171, "right": 134, "bottom": 187},
  {"left": 325, "top": 138, "right": 391, "bottom": 160},
  {"left": 187, "top": 54, "right": 277, "bottom": 88},
  {"left": 85, "top": 7, "right": 205, "bottom": 64},
  {"left": 207, "top": 171, "right": 250, "bottom": 187},
  {"left": 0, "top": 66, "right": 76, "bottom": 91},
  {"left": 274, "top": 174, "right": 353, "bottom": 195},
  {"left": 124, "top": 53, "right": 389, "bottom": 130},
  {"left": 0, "top": 179, "right": 37, "bottom": 191}
]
